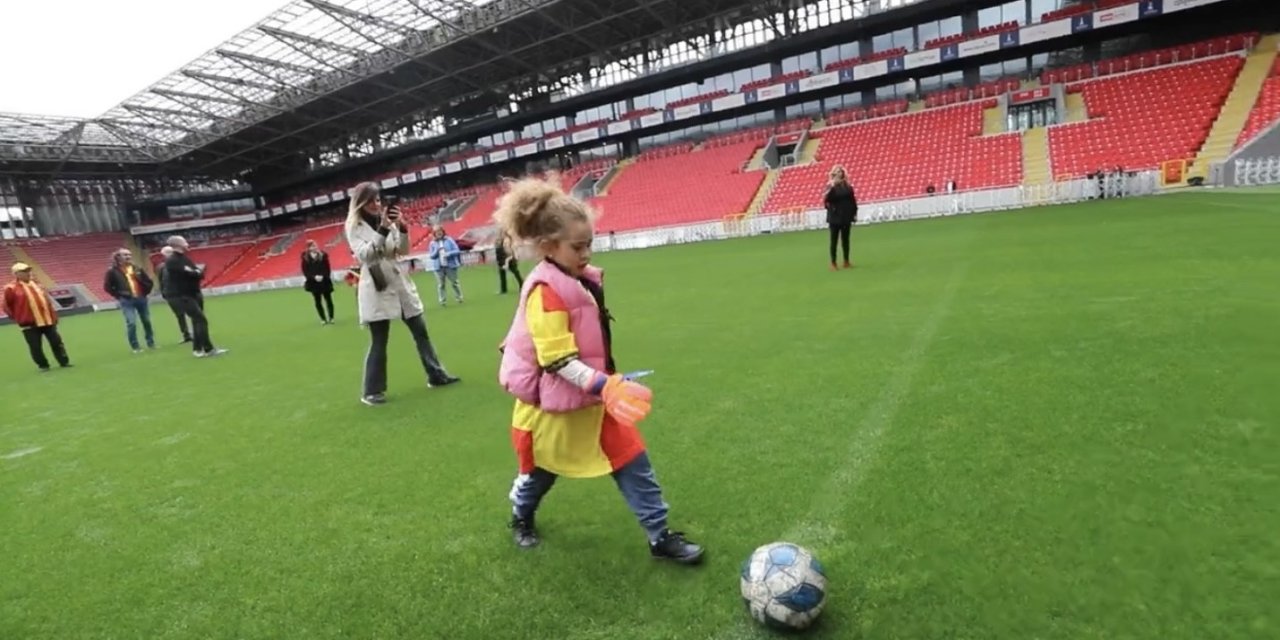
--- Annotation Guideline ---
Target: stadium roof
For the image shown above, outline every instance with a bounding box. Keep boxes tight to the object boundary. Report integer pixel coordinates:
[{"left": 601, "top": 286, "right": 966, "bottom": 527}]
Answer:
[{"left": 0, "top": 0, "right": 921, "bottom": 178}]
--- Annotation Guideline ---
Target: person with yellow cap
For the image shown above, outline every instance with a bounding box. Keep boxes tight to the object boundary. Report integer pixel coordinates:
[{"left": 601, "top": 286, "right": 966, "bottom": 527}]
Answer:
[{"left": 2, "top": 263, "right": 71, "bottom": 372}]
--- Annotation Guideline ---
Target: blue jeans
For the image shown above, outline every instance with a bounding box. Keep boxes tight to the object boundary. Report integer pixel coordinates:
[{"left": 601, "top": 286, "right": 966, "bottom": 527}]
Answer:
[
  {"left": 119, "top": 297, "right": 155, "bottom": 350},
  {"left": 509, "top": 451, "right": 671, "bottom": 542}
]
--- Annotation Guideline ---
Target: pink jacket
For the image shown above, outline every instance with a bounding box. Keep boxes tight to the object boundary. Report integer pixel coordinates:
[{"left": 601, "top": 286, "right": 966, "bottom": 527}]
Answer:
[{"left": 498, "top": 260, "right": 608, "bottom": 413}]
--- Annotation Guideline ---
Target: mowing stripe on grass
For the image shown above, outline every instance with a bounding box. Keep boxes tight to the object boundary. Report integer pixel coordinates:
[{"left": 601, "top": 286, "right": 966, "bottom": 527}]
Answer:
[{"left": 715, "top": 262, "right": 970, "bottom": 639}]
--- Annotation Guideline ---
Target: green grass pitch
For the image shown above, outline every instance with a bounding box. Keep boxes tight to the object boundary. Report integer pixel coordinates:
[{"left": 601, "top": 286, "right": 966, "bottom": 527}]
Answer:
[{"left": 2, "top": 191, "right": 1278, "bottom": 639}]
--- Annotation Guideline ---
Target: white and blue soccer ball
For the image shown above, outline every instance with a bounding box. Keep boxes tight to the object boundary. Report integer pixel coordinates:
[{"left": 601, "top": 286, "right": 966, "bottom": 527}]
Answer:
[{"left": 740, "top": 541, "right": 828, "bottom": 631}]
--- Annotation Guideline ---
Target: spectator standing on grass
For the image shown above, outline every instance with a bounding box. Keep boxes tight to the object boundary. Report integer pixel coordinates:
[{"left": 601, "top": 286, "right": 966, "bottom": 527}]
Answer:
[
  {"left": 157, "top": 246, "right": 193, "bottom": 344},
  {"left": 300, "top": 239, "right": 336, "bottom": 325},
  {"left": 163, "top": 236, "right": 227, "bottom": 358},
  {"left": 103, "top": 248, "right": 156, "bottom": 353},
  {"left": 3, "top": 262, "right": 71, "bottom": 372},
  {"left": 344, "top": 181, "right": 459, "bottom": 406},
  {"left": 427, "top": 226, "right": 464, "bottom": 307},
  {"left": 494, "top": 229, "right": 524, "bottom": 294},
  {"left": 823, "top": 164, "right": 858, "bottom": 271}
]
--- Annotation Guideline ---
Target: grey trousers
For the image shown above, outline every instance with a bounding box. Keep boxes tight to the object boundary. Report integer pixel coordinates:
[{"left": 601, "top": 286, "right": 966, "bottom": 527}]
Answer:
[
  {"left": 434, "top": 266, "right": 463, "bottom": 304},
  {"left": 362, "top": 313, "right": 452, "bottom": 396}
]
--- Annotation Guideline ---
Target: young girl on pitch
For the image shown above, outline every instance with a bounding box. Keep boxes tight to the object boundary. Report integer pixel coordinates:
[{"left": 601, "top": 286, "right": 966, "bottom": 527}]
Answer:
[{"left": 494, "top": 177, "right": 704, "bottom": 565}]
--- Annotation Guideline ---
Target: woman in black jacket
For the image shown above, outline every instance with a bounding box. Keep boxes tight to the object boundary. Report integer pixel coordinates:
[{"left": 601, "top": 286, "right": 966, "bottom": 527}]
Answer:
[
  {"left": 824, "top": 164, "right": 858, "bottom": 270},
  {"left": 300, "top": 240, "right": 335, "bottom": 324}
]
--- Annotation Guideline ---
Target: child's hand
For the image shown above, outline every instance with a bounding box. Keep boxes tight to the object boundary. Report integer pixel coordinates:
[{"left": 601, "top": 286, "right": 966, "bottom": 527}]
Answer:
[{"left": 600, "top": 374, "right": 653, "bottom": 426}]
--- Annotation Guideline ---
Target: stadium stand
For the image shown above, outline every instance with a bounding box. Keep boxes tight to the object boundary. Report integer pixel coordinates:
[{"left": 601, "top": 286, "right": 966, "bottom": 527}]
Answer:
[
  {"left": 1047, "top": 54, "right": 1245, "bottom": 178},
  {"left": 764, "top": 99, "right": 1023, "bottom": 212},
  {"left": 1236, "top": 56, "right": 1280, "bottom": 147},
  {"left": 589, "top": 138, "right": 767, "bottom": 231},
  {"left": 9, "top": 234, "right": 130, "bottom": 301}
]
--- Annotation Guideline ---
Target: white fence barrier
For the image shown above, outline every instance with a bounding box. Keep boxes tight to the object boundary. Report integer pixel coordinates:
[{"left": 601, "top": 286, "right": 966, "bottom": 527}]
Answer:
[
  {"left": 92, "top": 174, "right": 1159, "bottom": 309},
  {"left": 1233, "top": 156, "right": 1280, "bottom": 187}
]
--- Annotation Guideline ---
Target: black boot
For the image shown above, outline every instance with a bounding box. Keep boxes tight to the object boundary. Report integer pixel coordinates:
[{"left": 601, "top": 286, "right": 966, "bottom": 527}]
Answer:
[
  {"left": 649, "top": 529, "right": 704, "bottom": 565},
  {"left": 510, "top": 515, "right": 540, "bottom": 548},
  {"left": 428, "top": 375, "right": 461, "bottom": 388}
]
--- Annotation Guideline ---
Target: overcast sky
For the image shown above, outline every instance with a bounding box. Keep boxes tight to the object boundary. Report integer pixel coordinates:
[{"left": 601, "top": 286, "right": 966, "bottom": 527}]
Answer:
[{"left": 0, "top": 1, "right": 282, "bottom": 118}]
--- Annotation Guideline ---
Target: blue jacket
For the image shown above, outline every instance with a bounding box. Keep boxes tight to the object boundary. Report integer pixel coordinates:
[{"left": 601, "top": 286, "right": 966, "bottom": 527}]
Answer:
[{"left": 427, "top": 236, "right": 462, "bottom": 270}]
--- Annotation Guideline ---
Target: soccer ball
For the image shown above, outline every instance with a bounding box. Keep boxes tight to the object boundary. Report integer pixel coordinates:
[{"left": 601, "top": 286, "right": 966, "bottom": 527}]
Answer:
[{"left": 740, "top": 541, "right": 828, "bottom": 631}]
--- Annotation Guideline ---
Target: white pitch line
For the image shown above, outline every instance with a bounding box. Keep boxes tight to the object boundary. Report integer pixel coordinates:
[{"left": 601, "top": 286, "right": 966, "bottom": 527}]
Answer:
[
  {"left": 2, "top": 446, "right": 43, "bottom": 460},
  {"left": 715, "top": 262, "right": 969, "bottom": 639}
]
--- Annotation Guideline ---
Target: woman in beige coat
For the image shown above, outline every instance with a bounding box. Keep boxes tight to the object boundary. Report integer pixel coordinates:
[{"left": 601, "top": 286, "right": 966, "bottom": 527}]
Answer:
[{"left": 345, "top": 182, "right": 459, "bottom": 405}]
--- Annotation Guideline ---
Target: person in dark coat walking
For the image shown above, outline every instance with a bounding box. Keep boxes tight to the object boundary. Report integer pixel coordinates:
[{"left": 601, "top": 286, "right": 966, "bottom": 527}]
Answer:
[
  {"left": 823, "top": 164, "right": 858, "bottom": 270},
  {"left": 157, "top": 246, "right": 193, "bottom": 344},
  {"left": 300, "top": 240, "right": 335, "bottom": 324},
  {"left": 164, "top": 235, "right": 226, "bottom": 358},
  {"left": 494, "top": 230, "right": 524, "bottom": 294}
]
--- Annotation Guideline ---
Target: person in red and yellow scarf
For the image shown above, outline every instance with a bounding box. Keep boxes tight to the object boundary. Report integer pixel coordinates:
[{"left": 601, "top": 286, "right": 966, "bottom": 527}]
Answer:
[
  {"left": 103, "top": 248, "right": 155, "bottom": 352},
  {"left": 493, "top": 177, "right": 703, "bottom": 565},
  {"left": 2, "top": 263, "right": 71, "bottom": 372}
]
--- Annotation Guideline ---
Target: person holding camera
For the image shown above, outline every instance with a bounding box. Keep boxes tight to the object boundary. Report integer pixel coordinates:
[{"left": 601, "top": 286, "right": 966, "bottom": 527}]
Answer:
[{"left": 344, "top": 183, "right": 460, "bottom": 406}]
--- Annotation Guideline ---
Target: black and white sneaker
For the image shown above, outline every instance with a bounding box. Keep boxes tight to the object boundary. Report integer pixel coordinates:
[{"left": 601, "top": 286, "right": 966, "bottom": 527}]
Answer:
[
  {"left": 360, "top": 393, "right": 387, "bottom": 406},
  {"left": 649, "top": 530, "right": 705, "bottom": 565},
  {"left": 510, "top": 516, "right": 540, "bottom": 548}
]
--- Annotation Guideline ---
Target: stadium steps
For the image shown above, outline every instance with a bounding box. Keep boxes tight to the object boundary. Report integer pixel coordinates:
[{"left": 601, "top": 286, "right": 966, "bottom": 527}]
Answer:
[
  {"left": 746, "top": 147, "right": 769, "bottom": 171},
  {"left": 593, "top": 159, "right": 631, "bottom": 195},
  {"left": 324, "top": 227, "right": 345, "bottom": 249},
  {"left": 1022, "top": 127, "right": 1053, "bottom": 185},
  {"left": 436, "top": 196, "right": 474, "bottom": 222},
  {"left": 746, "top": 169, "right": 781, "bottom": 215},
  {"left": 983, "top": 104, "right": 1005, "bottom": 134},
  {"left": 269, "top": 231, "right": 301, "bottom": 256},
  {"left": 1189, "top": 35, "right": 1280, "bottom": 178},
  {"left": 1021, "top": 78, "right": 1042, "bottom": 89},
  {"left": 1064, "top": 92, "right": 1088, "bottom": 122},
  {"left": 908, "top": 100, "right": 925, "bottom": 112},
  {"left": 797, "top": 138, "right": 822, "bottom": 164},
  {"left": 5, "top": 245, "right": 56, "bottom": 289},
  {"left": 811, "top": 116, "right": 827, "bottom": 130}
]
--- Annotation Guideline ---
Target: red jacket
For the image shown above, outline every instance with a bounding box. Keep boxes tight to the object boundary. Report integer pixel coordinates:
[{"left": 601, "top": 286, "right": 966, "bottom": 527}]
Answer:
[{"left": 2, "top": 280, "right": 58, "bottom": 328}]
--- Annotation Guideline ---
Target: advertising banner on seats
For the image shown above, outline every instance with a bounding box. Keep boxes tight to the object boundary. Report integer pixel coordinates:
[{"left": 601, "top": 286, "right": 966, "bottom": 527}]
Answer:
[
  {"left": 1009, "top": 87, "right": 1053, "bottom": 105},
  {"left": 712, "top": 93, "right": 746, "bottom": 111},
  {"left": 903, "top": 49, "right": 940, "bottom": 70},
  {"left": 959, "top": 35, "right": 1000, "bottom": 58},
  {"left": 1095, "top": 2, "right": 1140, "bottom": 26},
  {"left": 1020, "top": 19, "right": 1071, "bottom": 45},
  {"left": 1164, "top": 0, "right": 1222, "bottom": 13}
]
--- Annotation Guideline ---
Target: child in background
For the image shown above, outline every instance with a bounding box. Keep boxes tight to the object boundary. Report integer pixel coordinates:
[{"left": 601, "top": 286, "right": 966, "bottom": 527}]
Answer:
[{"left": 494, "top": 177, "right": 704, "bottom": 565}]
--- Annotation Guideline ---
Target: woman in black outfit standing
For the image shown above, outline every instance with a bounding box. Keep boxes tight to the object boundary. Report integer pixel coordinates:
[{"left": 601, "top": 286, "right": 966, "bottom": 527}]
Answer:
[
  {"left": 301, "top": 239, "right": 335, "bottom": 324},
  {"left": 824, "top": 164, "right": 858, "bottom": 270},
  {"left": 494, "top": 230, "right": 524, "bottom": 294}
]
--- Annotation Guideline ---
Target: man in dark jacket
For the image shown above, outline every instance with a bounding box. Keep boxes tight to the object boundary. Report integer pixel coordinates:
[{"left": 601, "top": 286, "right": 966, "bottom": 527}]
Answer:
[
  {"left": 157, "top": 246, "right": 192, "bottom": 344},
  {"left": 103, "top": 248, "right": 156, "bottom": 352},
  {"left": 163, "top": 236, "right": 226, "bottom": 358}
]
